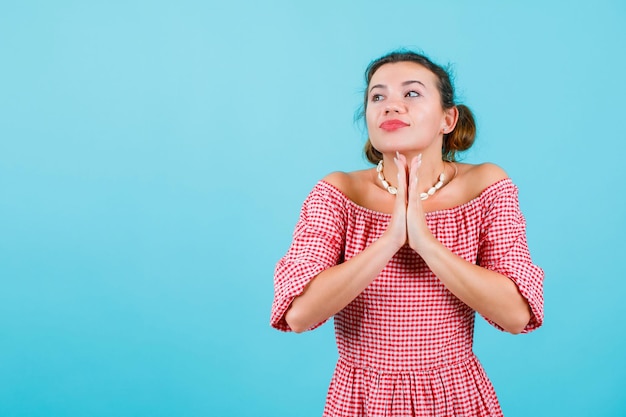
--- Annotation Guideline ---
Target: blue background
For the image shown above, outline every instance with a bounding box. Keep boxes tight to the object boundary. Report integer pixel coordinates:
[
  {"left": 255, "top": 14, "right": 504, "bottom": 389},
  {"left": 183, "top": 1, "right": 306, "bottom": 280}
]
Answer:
[{"left": 1, "top": 1, "right": 625, "bottom": 416}]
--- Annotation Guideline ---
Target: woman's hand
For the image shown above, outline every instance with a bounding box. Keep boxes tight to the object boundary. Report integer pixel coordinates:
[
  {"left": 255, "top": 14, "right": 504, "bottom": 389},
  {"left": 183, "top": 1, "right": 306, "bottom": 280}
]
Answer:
[
  {"left": 381, "top": 153, "right": 409, "bottom": 250},
  {"left": 405, "top": 154, "right": 437, "bottom": 253},
  {"left": 390, "top": 152, "right": 437, "bottom": 255}
]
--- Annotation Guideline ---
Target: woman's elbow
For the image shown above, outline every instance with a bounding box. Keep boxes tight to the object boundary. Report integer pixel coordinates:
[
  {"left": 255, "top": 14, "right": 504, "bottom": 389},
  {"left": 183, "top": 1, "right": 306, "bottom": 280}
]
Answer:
[
  {"left": 285, "top": 305, "right": 308, "bottom": 333},
  {"left": 504, "top": 308, "right": 531, "bottom": 335},
  {"left": 505, "top": 322, "right": 526, "bottom": 335}
]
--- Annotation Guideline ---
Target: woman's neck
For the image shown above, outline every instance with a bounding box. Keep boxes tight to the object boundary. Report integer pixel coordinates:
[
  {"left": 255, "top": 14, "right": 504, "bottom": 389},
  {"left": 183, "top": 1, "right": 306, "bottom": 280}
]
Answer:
[{"left": 379, "top": 151, "right": 447, "bottom": 194}]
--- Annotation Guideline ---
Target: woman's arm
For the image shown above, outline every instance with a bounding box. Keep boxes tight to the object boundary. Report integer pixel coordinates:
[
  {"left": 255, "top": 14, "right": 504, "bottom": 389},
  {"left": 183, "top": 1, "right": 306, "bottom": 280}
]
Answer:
[
  {"left": 285, "top": 233, "right": 400, "bottom": 333},
  {"left": 417, "top": 240, "right": 531, "bottom": 334},
  {"left": 285, "top": 170, "right": 410, "bottom": 333}
]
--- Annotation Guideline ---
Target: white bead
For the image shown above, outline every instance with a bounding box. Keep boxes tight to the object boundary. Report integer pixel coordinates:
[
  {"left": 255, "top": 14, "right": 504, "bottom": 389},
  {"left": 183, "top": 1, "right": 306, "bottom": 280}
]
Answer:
[{"left": 377, "top": 159, "right": 447, "bottom": 198}]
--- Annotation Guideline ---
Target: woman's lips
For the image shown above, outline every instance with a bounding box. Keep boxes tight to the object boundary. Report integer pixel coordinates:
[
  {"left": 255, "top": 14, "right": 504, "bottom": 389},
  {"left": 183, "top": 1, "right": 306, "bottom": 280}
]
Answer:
[{"left": 379, "top": 119, "right": 409, "bottom": 131}]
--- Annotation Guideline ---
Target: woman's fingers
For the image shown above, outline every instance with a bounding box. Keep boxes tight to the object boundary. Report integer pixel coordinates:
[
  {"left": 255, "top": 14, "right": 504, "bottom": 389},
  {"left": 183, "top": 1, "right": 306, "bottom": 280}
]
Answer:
[
  {"left": 408, "top": 153, "right": 422, "bottom": 201},
  {"left": 382, "top": 152, "right": 407, "bottom": 248},
  {"left": 394, "top": 151, "right": 408, "bottom": 206},
  {"left": 407, "top": 153, "right": 433, "bottom": 253}
]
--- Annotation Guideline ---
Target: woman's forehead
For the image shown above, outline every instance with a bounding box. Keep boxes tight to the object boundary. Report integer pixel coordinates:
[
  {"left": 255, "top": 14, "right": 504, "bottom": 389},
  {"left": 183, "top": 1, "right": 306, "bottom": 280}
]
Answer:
[{"left": 370, "top": 62, "right": 437, "bottom": 86}]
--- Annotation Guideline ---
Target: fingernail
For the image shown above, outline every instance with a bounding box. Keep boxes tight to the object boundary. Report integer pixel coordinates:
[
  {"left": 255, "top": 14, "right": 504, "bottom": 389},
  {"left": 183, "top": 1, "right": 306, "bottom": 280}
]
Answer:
[{"left": 396, "top": 151, "right": 400, "bottom": 158}]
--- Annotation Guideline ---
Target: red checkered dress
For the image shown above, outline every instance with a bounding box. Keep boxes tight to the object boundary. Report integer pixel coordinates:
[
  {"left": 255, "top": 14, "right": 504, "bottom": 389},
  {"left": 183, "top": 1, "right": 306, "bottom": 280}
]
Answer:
[{"left": 271, "top": 179, "right": 544, "bottom": 417}]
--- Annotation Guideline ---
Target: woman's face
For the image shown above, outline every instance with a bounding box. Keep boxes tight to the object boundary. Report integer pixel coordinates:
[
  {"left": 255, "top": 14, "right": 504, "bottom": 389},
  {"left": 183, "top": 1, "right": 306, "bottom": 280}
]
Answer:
[{"left": 366, "top": 61, "right": 452, "bottom": 156}]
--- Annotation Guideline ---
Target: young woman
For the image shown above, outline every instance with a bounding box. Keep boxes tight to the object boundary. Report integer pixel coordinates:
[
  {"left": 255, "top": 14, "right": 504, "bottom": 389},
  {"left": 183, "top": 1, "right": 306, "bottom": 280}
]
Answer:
[{"left": 271, "top": 50, "right": 544, "bottom": 416}]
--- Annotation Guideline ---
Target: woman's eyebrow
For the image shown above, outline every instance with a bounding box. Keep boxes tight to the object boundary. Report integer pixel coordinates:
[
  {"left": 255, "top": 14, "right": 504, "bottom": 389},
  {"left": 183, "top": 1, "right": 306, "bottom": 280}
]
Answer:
[
  {"left": 369, "top": 80, "right": 426, "bottom": 93},
  {"left": 369, "top": 84, "right": 386, "bottom": 93},
  {"left": 402, "top": 80, "right": 426, "bottom": 88}
]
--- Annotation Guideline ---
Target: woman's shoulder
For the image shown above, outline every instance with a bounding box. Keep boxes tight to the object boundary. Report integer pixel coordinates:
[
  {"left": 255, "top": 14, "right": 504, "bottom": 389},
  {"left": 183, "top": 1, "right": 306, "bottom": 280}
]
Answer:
[
  {"left": 463, "top": 162, "right": 508, "bottom": 182},
  {"left": 322, "top": 163, "right": 507, "bottom": 188},
  {"left": 321, "top": 168, "right": 391, "bottom": 212},
  {"left": 318, "top": 163, "right": 512, "bottom": 213},
  {"left": 321, "top": 171, "right": 352, "bottom": 192},
  {"left": 456, "top": 162, "right": 509, "bottom": 195},
  {"left": 321, "top": 169, "right": 373, "bottom": 198}
]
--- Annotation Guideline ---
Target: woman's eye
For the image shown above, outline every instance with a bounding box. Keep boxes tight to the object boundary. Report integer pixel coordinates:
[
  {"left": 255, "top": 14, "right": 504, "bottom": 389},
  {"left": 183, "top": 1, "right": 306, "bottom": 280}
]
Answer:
[
  {"left": 406, "top": 91, "right": 420, "bottom": 97},
  {"left": 371, "top": 94, "right": 384, "bottom": 102}
]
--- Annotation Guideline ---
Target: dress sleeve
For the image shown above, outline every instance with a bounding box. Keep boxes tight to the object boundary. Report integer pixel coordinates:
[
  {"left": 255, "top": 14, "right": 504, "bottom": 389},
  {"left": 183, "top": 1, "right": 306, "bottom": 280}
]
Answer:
[
  {"left": 270, "top": 182, "right": 346, "bottom": 332},
  {"left": 476, "top": 182, "right": 544, "bottom": 333}
]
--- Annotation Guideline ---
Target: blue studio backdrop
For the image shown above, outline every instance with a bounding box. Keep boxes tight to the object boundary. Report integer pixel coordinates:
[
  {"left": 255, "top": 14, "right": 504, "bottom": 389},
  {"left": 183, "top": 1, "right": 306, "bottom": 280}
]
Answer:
[{"left": 1, "top": 1, "right": 625, "bottom": 416}]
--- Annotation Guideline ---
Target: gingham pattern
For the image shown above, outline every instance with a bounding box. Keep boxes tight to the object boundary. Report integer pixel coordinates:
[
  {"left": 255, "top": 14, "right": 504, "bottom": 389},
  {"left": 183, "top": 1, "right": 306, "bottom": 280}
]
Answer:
[{"left": 271, "top": 179, "right": 544, "bottom": 417}]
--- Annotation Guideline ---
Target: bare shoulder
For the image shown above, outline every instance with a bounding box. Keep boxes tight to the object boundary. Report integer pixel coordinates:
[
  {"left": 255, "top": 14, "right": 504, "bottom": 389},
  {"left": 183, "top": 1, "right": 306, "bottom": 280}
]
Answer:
[
  {"left": 322, "top": 169, "right": 373, "bottom": 201},
  {"left": 466, "top": 162, "right": 508, "bottom": 184},
  {"left": 322, "top": 171, "right": 352, "bottom": 191},
  {"left": 454, "top": 162, "right": 509, "bottom": 199}
]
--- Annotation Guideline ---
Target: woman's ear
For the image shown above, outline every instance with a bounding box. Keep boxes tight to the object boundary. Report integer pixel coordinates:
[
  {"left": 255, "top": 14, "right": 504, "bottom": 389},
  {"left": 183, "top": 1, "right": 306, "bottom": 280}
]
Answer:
[{"left": 442, "top": 106, "right": 459, "bottom": 134}]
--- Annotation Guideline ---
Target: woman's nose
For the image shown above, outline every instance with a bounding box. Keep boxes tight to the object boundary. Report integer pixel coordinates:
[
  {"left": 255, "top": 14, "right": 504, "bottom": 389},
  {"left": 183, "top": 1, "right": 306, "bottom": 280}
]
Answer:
[{"left": 384, "top": 100, "right": 406, "bottom": 114}]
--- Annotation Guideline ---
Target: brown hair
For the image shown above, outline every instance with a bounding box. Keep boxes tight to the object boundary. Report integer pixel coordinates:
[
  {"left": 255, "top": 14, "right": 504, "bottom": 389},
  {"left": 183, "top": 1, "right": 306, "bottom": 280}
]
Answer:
[{"left": 359, "top": 50, "right": 476, "bottom": 163}]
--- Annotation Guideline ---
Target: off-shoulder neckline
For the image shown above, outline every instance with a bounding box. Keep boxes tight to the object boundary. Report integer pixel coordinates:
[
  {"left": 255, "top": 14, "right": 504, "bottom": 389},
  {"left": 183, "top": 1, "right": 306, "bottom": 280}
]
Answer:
[{"left": 317, "top": 178, "right": 515, "bottom": 217}]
